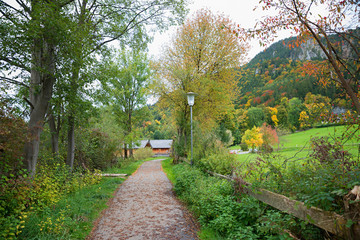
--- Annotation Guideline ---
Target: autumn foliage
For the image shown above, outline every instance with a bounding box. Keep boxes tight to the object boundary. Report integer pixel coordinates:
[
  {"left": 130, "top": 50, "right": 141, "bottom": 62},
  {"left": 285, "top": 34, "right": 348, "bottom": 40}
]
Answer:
[
  {"left": 260, "top": 123, "right": 279, "bottom": 147},
  {"left": 242, "top": 127, "right": 263, "bottom": 151},
  {"left": 0, "top": 101, "right": 27, "bottom": 176},
  {"left": 154, "top": 9, "right": 248, "bottom": 159},
  {"left": 238, "top": 0, "right": 360, "bottom": 114}
]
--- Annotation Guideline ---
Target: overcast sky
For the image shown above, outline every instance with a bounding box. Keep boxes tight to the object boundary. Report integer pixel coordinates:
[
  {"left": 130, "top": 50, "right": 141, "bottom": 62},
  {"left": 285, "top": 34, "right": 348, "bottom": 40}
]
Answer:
[{"left": 148, "top": 0, "right": 291, "bottom": 62}]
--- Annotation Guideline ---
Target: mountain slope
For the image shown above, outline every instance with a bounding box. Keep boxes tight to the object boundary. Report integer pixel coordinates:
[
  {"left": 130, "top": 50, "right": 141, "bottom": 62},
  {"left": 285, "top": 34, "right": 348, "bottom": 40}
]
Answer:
[{"left": 235, "top": 32, "right": 354, "bottom": 107}]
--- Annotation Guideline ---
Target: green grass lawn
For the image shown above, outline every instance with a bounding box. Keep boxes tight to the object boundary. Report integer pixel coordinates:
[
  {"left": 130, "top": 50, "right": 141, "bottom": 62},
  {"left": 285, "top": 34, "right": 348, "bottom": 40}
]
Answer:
[{"left": 234, "top": 125, "right": 360, "bottom": 165}]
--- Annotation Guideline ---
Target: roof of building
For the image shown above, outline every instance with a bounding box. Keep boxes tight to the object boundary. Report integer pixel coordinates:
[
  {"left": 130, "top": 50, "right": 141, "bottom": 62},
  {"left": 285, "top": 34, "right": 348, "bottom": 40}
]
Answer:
[
  {"left": 133, "top": 140, "right": 149, "bottom": 149},
  {"left": 133, "top": 139, "right": 173, "bottom": 149},
  {"left": 149, "top": 140, "right": 173, "bottom": 149}
]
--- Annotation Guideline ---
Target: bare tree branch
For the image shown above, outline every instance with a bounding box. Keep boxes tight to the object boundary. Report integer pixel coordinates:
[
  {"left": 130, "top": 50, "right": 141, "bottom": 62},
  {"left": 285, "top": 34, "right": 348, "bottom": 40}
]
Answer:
[{"left": 0, "top": 76, "right": 29, "bottom": 88}]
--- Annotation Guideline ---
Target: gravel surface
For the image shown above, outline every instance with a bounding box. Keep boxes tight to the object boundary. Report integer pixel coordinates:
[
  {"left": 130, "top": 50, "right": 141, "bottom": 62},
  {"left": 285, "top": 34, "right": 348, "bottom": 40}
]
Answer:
[{"left": 89, "top": 159, "right": 199, "bottom": 240}]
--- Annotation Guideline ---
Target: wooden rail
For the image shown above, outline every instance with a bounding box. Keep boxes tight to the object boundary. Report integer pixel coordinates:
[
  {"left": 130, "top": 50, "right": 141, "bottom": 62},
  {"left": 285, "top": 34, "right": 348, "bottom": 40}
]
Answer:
[{"left": 205, "top": 170, "right": 360, "bottom": 239}]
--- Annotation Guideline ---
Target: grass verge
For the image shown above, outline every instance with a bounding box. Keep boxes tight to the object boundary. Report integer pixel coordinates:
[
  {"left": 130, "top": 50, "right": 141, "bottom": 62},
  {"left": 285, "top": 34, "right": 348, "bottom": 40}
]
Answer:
[
  {"left": 19, "top": 157, "right": 158, "bottom": 240},
  {"left": 161, "top": 158, "right": 221, "bottom": 239}
]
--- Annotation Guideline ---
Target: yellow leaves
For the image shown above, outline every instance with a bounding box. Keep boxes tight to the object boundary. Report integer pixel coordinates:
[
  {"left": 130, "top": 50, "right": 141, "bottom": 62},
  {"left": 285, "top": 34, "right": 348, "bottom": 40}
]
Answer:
[
  {"left": 245, "top": 99, "right": 253, "bottom": 108},
  {"left": 271, "top": 115, "right": 279, "bottom": 126},
  {"left": 242, "top": 126, "right": 263, "bottom": 150},
  {"left": 299, "top": 111, "right": 311, "bottom": 129},
  {"left": 155, "top": 9, "right": 247, "bottom": 130},
  {"left": 38, "top": 214, "right": 66, "bottom": 235},
  {"left": 268, "top": 107, "right": 277, "bottom": 115}
]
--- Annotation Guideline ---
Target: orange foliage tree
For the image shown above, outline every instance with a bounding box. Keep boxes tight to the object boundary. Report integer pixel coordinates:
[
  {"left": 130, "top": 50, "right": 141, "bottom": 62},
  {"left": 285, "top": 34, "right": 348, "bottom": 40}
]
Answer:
[
  {"left": 260, "top": 123, "right": 279, "bottom": 151},
  {"left": 153, "top": 9, "right": 248, "bottom": 159},
  {"left": 240, "top": 0, "right": 360, "bottom": 113}
]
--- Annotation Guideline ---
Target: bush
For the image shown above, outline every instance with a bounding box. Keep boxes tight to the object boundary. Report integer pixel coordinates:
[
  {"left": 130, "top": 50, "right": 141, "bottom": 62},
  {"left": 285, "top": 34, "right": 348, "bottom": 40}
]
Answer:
[
  {"left": 242, "top": 126, "right": 263, "bottom": 151},
  {"left": 198, "top": 148, "right": 238, "bottom": 175},
  {"left": 75, "top": 127, "right": 117, "bottom": 170},
  {"left": 0, "top": 101, "right": 27, "bottom": 176},
  {"left": 133, "top": 147, "right": 154, "bottom": 160},
  {"left": 0, "top": 170, "right": 31, "bottom": 239},
  {"left": 0, "top": 162, "right": 102, "bottom": 239},
  {"left": 246, "top": 136, "right": 360, "bottom": 213},
  {"left": 171, "top": 163, "right": 301, "bottom": 239},
  {"left": 193, "top": 129, "right": 220, "bottom": 161},
  {"left": 240, "top": 143, "right": 249, "bottom": 151}
]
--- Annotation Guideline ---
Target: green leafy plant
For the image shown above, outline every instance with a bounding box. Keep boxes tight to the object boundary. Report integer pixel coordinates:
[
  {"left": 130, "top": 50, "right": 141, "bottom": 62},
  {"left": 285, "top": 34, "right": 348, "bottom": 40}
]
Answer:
[
  {"left": 75, "top": 127, "right": 118, "bottom": 170},
  {"left": 198, "top": 148, "right": 238, "bottom": 175},
  {"left": 133, "top": 147, "right": 154, "bottom": 161},
  {"left": 169, "top": 162, "right": 308, "bottom": 239}
]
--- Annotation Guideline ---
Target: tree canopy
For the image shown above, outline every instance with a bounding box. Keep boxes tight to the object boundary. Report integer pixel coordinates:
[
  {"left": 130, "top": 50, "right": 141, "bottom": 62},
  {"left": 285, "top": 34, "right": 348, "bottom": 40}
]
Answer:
[
  {"left": 98, "top": 50, "right": 151, "bottom": 158},
  {"left": 0, "top": 0, "right": 189, "bottom": 175}
]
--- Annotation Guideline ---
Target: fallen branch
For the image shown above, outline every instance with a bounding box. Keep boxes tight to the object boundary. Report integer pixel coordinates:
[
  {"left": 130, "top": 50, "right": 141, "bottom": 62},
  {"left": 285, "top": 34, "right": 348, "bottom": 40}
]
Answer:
[{"left": 100, "top": 173, "right": 128, "bottom": 178}]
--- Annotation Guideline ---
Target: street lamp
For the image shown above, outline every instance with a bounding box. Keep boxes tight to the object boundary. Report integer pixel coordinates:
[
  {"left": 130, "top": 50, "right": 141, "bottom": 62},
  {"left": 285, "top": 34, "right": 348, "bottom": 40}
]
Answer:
[{"left": 187, "top": 92, "right": 195, "bottom": 165}]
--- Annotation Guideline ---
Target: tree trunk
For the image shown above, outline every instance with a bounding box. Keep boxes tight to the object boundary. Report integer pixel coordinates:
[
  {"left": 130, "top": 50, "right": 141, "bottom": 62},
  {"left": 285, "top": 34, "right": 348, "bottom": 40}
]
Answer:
[
  {"left": 24, "top": 29, "right": 56, "bottom": 176},
  {"left": 48, "top": 113, "right": 59, "bottom": 155},
  {"left": 66, "top": 62, "right": 81, "bottom": 170},
  {"left": 129, "top": 148, "right": 133, "bottom": 158},
  {"left": 124, "top": 144, "right": 128, "bottom": 159},
  {"left": 66, "top": 114, "right": 75, "bottom": 170},
  {"left": 128, "top": 112, "right": 133, "bottom": 158}
]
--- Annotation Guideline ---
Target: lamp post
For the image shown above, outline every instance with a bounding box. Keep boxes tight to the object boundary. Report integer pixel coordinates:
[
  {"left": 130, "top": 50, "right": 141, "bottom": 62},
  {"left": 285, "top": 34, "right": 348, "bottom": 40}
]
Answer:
[{"left": 187, "top": 92, "right": 195, "bottom": 165}]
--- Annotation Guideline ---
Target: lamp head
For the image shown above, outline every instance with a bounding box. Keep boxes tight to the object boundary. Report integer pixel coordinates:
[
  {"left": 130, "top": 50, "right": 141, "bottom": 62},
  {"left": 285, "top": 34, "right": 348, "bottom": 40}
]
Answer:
[{"left": 187, "top": 92, "right": 196, "bottom": 106}]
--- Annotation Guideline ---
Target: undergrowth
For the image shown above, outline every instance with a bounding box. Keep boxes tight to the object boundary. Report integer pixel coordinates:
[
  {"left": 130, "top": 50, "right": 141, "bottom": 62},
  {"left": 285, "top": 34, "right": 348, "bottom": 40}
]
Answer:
[
  {"left": 244, "top": 136, "right": 360, "bottom": 213},
  {"left": 1, "top": 157, "right": 153, "bottom": 239},
  {"left": 162, "top": 159, "right": 322, "bottom": 239}
]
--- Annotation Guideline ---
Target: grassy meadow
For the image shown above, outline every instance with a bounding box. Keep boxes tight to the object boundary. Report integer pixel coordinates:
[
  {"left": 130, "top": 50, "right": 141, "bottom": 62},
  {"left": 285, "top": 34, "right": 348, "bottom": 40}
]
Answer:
[{"left": 233, "top": 125, "right": 360, "bottom": 165}]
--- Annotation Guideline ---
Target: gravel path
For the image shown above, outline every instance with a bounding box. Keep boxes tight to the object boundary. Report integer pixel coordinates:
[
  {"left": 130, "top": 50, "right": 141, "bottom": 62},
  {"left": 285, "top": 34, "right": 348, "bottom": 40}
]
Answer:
[{"left": 89, "top": 159, "right": 199, "bottom": 240}]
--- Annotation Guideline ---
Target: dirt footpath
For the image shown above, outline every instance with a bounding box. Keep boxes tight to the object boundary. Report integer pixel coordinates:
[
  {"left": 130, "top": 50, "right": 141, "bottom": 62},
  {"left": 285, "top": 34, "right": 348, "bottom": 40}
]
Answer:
[{"left": 89, "top": 159, "right": 199, "bottom": 240}]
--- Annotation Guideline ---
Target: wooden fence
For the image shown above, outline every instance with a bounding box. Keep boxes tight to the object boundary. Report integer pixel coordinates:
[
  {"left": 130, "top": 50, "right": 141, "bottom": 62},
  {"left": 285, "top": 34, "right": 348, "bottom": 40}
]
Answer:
[{"left": 205, "top": 170, "right": 360, "bottom": 239}]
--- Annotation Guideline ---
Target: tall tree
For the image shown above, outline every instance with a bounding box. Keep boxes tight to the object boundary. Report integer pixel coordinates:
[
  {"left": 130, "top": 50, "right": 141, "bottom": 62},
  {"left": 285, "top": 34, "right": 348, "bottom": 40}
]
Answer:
[
  {"left": 0, "top": 0, "right": 72, "bottom": 176},
  {"left": 154, "top": 9, "right": 248, "bottom": 160},
  {"left": 241, "top": 0, "right": 360, "bottom": 113},
  {"left": 62, "top": 0, "right": 189, "bottom": 169},
  {"left": 0, "top": 0, "right": 189, "bottom": 174},
  {"left": 99, "top": 50, "right": 151, "bottom": 158}
]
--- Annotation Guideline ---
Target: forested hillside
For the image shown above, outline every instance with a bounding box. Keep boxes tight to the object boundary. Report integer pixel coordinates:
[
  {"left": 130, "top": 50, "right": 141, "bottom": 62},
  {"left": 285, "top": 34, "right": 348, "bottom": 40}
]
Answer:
[{"left": 235, "top": 29, "right": 359, "bottom": 108}]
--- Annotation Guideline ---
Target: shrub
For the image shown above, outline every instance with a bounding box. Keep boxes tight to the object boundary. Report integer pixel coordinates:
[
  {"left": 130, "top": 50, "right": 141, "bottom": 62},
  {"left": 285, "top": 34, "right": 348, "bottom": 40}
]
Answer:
[
  {"left": 133, "top": 147, "right": 154, "bottom": 161},
  {"left": 242, "top": 127, "right": 263, "bottom": 151},
  {"left": 193, "top": 129, "right": 220, "bottom": 161},
  {"left": 0, "top": 101, "right": 27, "bottom": 176},
  {"left": 75, "top": 127, "right": 117, "bottom": 170},
  {"left": 260, "top": 123, "right": 279, "bottom": 147},
  {"left": 240, "top": 143, "right": 249, "bottom": 151},
  {"left": 198, "top": 148, "right": 238, "bottom": 175},
  {"left": 0, "top": 171, "right": 31, "bottom": 239},
  {"left": 0, "top": 102, "right": 30, "bottom": 239},
  {"left": 0, "top": 162, "right": 102, "bottom": 239},
  {"left": 171, "top": 163, "right": 301, "bottom": 239},
  {"left": 246, "top": 136, "right": 360, "bottom": 213}
]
